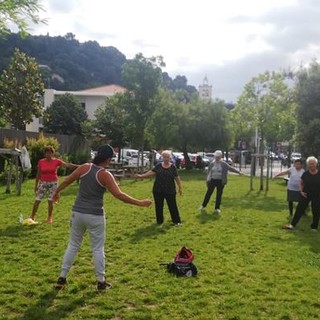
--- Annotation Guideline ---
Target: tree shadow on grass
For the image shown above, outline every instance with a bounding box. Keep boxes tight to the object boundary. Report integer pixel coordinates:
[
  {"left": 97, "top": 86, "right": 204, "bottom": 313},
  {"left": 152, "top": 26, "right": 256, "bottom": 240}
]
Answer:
[
  {"left": 224, "top": 191, "right": 285, "bottom": 213},
  {"left": 0, "top": 224, "right": 37, "bottom": 238},
  {"left": 130, "top": 223, "right": 172, "bottom": 242},
  {"left": 17, "top": 287, "right": 97, "bottom": 320},
  {"left": 277, "top": 216, "right": 320, "bottom": 254},
  {"left": 196, "top": 209, "right": 221, "bottom": 224}
]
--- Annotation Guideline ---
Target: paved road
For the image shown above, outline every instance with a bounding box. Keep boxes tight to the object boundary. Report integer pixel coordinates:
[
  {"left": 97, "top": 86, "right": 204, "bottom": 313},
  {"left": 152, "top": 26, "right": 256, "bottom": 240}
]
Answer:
[{"left": 234, "top": 160, "right": 288, "bottom": 177}]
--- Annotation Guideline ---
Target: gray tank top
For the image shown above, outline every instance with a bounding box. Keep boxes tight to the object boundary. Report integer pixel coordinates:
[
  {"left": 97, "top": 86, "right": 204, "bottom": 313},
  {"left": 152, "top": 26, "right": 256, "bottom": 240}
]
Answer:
[{"left": 72, "top": 163, "right": 106, "bottom": 215}]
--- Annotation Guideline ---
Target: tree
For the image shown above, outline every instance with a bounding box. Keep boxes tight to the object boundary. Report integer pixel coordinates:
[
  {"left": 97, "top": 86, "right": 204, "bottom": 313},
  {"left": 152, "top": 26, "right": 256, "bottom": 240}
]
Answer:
[
  {"left": 295, "top": 61, "right": 320, "bottom": 157},
  {"left": 188, "top": 99, "right": 232, "bottom": 151},
  {"left": 146, "top": 89, "right": 232, "bottom": 168},
  {"left": 94, "top": 94, "right": 128, "bottom": 150},
  {"left": 145, "top": 89, "right": 184, "bottom": 149},
  {"left": 0, "top": 48, "right": 44, "bottom": 129},
  {"left": 0, "top": 0, "right": 45, "bottom": 36},
  {"left": 43, "top": 93, "right": 88, "bottom": 135},
  {"left": 232, "top": 70, "right": 297, "bottom": 152},
  {"left": 121, "top": 53, "right": 164, "bottom": 148}
]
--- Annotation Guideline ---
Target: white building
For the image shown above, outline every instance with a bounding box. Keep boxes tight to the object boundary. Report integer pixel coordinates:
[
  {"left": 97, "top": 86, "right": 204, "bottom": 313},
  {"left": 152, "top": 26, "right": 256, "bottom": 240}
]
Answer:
[
  {"left": 26, "top": 84, "right": 126, "bottom": 132},
  {"left": 198, "top": 76, "right": 212, "bottom": 101}
]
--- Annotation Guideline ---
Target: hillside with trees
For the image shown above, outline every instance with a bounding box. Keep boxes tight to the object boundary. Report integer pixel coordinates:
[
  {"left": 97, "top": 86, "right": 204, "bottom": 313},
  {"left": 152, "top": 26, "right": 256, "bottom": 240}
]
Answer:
[{"left": 0, "top": 32, "right": 197, "bottom": 93}]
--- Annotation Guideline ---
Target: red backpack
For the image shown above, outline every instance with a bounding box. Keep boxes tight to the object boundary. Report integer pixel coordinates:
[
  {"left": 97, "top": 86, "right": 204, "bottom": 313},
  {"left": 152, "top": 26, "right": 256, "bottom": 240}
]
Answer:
[
  {"left": 174, "top": 246, "right": 194, "bottom": 264},
  {"left": 164, "top": 246, "right": 197, "bottom": 277}
]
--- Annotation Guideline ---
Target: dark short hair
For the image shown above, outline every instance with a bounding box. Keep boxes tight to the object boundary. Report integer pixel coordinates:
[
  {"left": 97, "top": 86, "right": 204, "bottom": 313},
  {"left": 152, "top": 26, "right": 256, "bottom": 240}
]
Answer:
[
  {"left": 44, "top": 146, "right": 55, "bottom": 153},
  {"left": 294, "top": 159, "right": 303, "bottom": 164},
  {"left": 93, "top": 144, "right": 114, "bottom": 164}
]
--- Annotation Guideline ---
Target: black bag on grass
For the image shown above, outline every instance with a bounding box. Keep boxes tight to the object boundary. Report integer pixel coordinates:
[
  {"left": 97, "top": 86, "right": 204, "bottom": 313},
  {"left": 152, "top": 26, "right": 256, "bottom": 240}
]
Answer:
[
  {"left": 163, "top": 247, "right": 198, "bottom": 277},
  {"left": 166, "top": 261, "right": 198, "bottom": 277}
]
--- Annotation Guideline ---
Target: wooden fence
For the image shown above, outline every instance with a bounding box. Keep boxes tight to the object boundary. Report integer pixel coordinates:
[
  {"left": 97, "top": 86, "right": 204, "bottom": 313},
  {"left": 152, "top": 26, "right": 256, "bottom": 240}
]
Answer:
[{"left": 0, "top": 128, "right": 89, "bottom": 155}]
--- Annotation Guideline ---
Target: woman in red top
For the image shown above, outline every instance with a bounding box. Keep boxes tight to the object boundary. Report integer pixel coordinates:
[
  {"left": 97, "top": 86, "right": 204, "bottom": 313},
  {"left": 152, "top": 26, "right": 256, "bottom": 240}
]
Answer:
[{"left": 30, "top": 146, "right": 78, "bottom": 223}]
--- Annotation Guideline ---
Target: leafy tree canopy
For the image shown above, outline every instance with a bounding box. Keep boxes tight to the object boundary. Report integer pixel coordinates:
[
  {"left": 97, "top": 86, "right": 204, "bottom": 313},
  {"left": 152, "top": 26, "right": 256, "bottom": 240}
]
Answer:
[
  {"left": 233, "top": 70, "right": 297, "bottom": 150},
  {"left": 94, "top": 94, "right": 128, "bottom": 149},
  {"left": 146, "top": 89, "right": 232, "bottom": 153},
  {"left": 121, "top": 53, "right": 164, "bottom": 148},
  {"left": 0, "top": 0, "right": 45, "bottom": 36},
  {"left": 296, "top": 61, "right": 320, "bottom": 157},
  {"left": 43, "top": 93, "right": 88, "bottom": 135},
  {"left": 0, "top": 48, "right": 44, "bottom": 129}
]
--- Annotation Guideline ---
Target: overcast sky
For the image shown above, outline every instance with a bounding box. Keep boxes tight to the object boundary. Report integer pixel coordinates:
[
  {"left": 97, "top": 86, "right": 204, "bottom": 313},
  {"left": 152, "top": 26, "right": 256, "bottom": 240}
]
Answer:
[{"left": 29, "top": 0, "right": 320, "bottom": 102}]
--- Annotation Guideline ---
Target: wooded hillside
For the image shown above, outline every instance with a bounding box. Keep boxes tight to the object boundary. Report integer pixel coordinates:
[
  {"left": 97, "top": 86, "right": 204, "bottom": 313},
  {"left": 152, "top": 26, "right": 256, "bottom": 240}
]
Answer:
[{"left": 0, "top": 33, "right": 196, "bottom": 93}]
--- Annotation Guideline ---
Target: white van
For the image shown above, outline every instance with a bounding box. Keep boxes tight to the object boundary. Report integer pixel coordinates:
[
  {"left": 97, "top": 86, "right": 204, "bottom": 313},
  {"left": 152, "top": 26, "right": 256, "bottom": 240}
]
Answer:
[{"left": 120, "top": 149, "right": 150, "bottom": 167}]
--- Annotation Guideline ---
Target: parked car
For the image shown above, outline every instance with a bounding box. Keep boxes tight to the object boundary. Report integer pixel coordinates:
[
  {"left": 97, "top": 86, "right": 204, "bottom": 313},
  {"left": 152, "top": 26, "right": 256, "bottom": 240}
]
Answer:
[
  {"left": 223, "top": 156, "right": 234, "bottom": 166},
  {"left": 127, "top": 153, "right": 150, "bottom": 167},
  {"left": 203, "top": 152, "right": 233, "bottom": 166},
  {"left": 119, "top": 148, "right": 150, "bottom": 167},
  {"left": 204, "top": 152, "right": 215, "bottom": 162},
  {"left": 111, "top": 153, "right": 128, "bottom": 165},
  {"left": 181, "top": 153, "right": 207, "bottom": 169},
  {"left": 291, "top": 152, "right": 302, "bottom": 162},
  {"left": 202, "top": 156, "right": 210, "bottom": 167}
]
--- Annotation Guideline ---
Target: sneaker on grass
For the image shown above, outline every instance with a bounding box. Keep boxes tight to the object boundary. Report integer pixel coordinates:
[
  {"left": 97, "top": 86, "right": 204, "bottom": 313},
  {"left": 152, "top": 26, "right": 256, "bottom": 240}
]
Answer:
[
  {"left": 97, "top": 281, "right": 112, "bottom": 291},
  {"left": 55, "top": 277, "right": 66, "bottom": 289},
  {"left": 282, "top": 224, "right": 294, "bottom": 230},
  {"left": 214, "top": 209, "right": 221, "bottom": 214}
]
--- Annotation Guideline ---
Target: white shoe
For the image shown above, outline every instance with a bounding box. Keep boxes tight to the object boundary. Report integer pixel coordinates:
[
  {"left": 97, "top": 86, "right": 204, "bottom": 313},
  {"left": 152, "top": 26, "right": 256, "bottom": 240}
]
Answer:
[
  {"left": 214, "top": 209, "right": 221, "bottom": 213},
  {"left": 199, "top": 205, "right": 205, "bottom": 211}
]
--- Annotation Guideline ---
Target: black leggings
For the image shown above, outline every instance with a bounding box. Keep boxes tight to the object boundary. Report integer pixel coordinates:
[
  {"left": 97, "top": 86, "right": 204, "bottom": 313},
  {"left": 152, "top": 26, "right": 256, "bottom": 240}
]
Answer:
[
  {"left": 153, "top": 192, "right": 181, "bottom": 224},
  {"left": 291, "top": 197, "right": 320, "bottom": 229},
  {"left": 202, "top": 179, "right": 225, "bottom": 210}
]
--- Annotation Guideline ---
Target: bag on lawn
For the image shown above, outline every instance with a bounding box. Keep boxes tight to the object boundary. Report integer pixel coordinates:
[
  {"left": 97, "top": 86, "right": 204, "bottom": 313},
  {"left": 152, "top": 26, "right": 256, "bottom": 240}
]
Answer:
[{"left": 163, "top": 247, "right": 198, "bottom": 277}]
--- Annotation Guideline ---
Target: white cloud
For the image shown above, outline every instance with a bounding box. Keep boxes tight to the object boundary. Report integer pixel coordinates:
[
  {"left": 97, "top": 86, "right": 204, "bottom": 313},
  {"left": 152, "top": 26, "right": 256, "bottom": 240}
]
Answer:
[{"left": 33, "top": 0, "right": 320, "bottom": 102}]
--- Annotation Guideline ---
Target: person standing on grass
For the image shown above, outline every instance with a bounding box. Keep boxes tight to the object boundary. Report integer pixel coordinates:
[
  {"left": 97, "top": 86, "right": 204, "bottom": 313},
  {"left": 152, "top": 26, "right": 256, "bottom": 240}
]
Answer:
[
  {"left": 134, "top": 150, "right": 183, "bottom": 226},
  {"left": 199, "top": 150, "right": 242, "bottom": 214},
  {"left": 283, "top": 156, "right": 320, "bottom": 231},
  {"left": 30, "top": 146, "right": 78, "bottom": 224},
  {"left": 273, "top": 159, "right": 305, "bottom": 217},
  {"left": 52, "top": 144, "right": 152, "bottom": 291}
]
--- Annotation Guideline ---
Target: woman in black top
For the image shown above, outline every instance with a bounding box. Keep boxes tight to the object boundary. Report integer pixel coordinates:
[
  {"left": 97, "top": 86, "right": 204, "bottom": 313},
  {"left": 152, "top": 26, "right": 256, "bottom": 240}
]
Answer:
[
  {"left": 135, "top": 150, "right": 182, "bottom": 225},
  {"left": 284, "top": 156, "right": 320, "bottom": 230}
]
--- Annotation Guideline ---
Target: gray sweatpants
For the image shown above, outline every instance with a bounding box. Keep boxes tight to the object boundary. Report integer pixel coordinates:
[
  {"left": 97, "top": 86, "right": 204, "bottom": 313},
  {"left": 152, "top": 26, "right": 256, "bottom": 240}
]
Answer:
[{"left": 60, "top": 211, "right": 106, "bottom": 282}]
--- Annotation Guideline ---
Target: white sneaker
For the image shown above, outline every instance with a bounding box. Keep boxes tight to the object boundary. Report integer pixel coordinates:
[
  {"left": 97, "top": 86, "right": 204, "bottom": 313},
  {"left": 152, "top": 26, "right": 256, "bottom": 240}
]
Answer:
[
  {"left": 199, "top": 205, "right": 205, "bottom": 211},
  {"left": 214, "top": 209, "right": 221, "bottom": 213}
]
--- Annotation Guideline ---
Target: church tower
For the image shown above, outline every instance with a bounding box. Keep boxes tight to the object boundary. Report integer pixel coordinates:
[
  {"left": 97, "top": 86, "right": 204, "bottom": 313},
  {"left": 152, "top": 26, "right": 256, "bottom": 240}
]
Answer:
[{"left": 198, "top": 75, "right": 212, "bottom": 101}]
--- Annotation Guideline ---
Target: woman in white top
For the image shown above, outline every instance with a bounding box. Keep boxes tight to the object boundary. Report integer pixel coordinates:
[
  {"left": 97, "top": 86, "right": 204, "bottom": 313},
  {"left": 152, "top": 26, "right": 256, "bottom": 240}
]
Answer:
[{"left": 273, "top": 159, "right": 304, "bottom": 216}]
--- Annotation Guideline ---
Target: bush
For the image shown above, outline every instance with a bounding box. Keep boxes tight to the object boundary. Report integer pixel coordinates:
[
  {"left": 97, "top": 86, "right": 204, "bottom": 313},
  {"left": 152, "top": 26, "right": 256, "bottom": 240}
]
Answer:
[{"left": 68, "top": 149, "right": 91, "bottom": 165}]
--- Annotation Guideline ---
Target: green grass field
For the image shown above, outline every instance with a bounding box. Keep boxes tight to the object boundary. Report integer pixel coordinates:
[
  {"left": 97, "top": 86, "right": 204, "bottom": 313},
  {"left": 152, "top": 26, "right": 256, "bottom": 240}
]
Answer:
[{"left": 1, "top": 170, "right": 320, "bottom": 320}]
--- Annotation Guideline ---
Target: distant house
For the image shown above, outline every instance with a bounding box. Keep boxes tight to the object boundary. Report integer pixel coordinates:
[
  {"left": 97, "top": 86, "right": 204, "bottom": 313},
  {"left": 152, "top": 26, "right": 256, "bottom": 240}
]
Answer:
[{"left": 26, "top": 84, "right": 126, "bottom": 132}]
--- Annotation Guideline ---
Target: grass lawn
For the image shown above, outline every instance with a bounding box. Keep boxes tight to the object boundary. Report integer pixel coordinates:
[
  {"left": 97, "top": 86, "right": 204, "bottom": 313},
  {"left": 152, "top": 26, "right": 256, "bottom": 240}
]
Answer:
[{"left": 0, "top": 170, "right": 320, "bottom": 320}]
